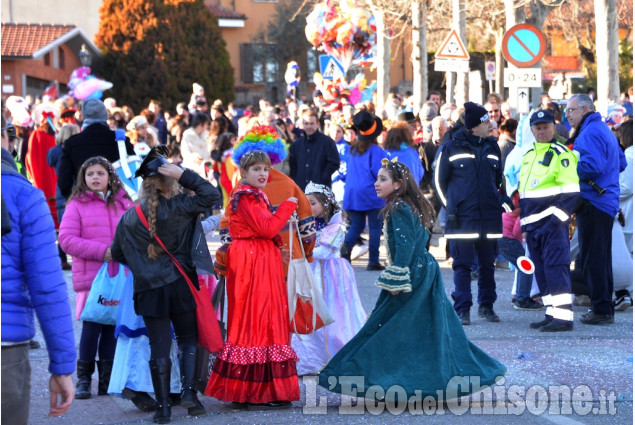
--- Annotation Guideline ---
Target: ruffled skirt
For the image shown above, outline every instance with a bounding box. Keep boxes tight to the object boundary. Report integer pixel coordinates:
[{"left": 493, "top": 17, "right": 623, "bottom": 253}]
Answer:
[
  {"left": 205, "top": 239, "right": 300, "bottom": 403},
  {"left": 292, "top": 258, "right": 367, "bottom": 375}
]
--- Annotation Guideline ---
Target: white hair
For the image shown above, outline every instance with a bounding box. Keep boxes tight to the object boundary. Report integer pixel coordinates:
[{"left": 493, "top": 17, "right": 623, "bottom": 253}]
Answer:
[{"left": 569, "top": 94, "right": 594, "bottom": 110}]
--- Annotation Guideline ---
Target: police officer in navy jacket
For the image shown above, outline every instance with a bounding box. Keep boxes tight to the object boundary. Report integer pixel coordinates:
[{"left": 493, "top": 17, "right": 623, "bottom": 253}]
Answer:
[{"left": 434, "top": 102, "right": 513, "bottom": 325}]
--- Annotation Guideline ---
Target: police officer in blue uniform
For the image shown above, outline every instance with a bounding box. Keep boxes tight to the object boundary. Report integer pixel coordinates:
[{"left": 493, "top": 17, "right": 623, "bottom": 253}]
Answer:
[
  {"left": 434, "top": 102, "right": 513, "bottom": 325},
  {"left": 519, "top": 109, "right": 579, "bottom": 332}
]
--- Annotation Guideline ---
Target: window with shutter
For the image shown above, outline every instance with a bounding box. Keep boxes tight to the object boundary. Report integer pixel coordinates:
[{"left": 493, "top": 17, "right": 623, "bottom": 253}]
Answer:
[{"left": 241, "top": 43, "right": 279, "bottom": 84}]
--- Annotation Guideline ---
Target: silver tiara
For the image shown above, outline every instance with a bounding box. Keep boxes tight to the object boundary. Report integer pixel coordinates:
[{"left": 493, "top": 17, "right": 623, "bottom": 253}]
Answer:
[
  {"left": 305, "top": 181, "right": 332, "bottom": 197},
  {"left": 305, "top": 181, "right": 340, "bottom": 212}
]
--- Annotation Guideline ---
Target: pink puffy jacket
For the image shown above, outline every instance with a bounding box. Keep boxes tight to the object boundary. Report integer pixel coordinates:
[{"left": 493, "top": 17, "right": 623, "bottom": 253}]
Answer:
[{"left": 59, "top": 189, "right": 134, "bottom": 293}]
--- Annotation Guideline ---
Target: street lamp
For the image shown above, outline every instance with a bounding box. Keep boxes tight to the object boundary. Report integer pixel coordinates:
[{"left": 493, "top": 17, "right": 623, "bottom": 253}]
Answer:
[{"left": 79, "top": 43, "right": 91, "bottom": 67}]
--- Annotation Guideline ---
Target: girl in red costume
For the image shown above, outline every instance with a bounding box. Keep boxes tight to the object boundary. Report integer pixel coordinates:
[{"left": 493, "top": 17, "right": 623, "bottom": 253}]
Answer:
[{"left": 205, "top": 149, "right": 300, "bottom": 409}]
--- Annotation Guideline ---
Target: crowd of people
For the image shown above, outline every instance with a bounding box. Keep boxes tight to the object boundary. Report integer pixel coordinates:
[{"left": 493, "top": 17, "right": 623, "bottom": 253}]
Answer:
[{"left": 1, "top": 81, "right": 632, "bottom": 423}]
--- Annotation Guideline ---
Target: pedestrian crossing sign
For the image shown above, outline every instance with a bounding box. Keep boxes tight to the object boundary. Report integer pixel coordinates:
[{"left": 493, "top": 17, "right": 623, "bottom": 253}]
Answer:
[{"left": 319, "top": 55, "right": 345, "bottom": 80}]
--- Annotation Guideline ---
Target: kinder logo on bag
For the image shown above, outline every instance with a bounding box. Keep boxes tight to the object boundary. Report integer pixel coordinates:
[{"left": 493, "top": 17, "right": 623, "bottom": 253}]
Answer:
[
  {"left": 80, "top": 262, "right": 128, "bottom": 325},
  {"left": 97, "top": 295, "right": 120, "bottom": 307}
]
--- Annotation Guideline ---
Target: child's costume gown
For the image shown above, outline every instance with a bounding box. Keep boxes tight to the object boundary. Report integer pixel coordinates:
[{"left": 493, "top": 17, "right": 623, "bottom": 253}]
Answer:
[
  {"left": 292, "top": 212, "right": 366, "bottom": 375},
  {"left": 205, "top": 185, "right": 300, "bottom": 403},
  {"left": 319, "top": 202, "right": 506, "bottom": 400},
  {"left": 108, "top": 270, "right": 181, "bottom": 396}
]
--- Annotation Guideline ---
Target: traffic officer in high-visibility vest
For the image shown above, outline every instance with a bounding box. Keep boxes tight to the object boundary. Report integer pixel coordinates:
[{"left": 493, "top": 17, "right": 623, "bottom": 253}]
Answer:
[{"left": 519, "top": 109, "right": 580, "bottom": 332}]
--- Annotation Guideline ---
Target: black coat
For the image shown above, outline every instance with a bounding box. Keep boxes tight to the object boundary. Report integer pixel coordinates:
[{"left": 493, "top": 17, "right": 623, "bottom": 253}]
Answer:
[
  {"left": 111, "top": 170, "right": 219, "bottom": 294},
  {"left": 434, "top": 127, "right": 512, "bottom": 239},
  {"left": 56, "top": 123, "right": 135, "bottom": 198},
  {"left": 289, "top": 130, "right": 340, "bottom": 191}
]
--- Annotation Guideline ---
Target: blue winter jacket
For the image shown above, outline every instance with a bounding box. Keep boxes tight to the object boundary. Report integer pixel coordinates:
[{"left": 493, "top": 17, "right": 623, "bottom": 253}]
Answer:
[
  {"left": 1, "top": 154, "right": 76, "bottom": 375},
  {"left": 343, "top": 144, "right": 388, "bottom": 211},
  {"left": 573, "top": 112, "right": 627, "bottom": 217},
  {"left": 385, "top": 145, "right": 425, "bottom": 185},
  {"left": 434, "top": 127, "right": 512, "bottom": 239}
]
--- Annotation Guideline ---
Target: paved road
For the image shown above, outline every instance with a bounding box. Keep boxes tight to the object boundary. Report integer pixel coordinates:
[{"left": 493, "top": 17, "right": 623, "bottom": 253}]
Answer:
[{"left": 26, "top": 235, "right": 633, "bottom": 424}]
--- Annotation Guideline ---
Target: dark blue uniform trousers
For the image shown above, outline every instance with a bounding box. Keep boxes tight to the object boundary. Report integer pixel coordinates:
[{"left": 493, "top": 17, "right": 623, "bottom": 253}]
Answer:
[
  {"left": 450, "top": 239, "right": 498, "bottom": 313},
  {"left": 526, "top": 219, "right": 573, "bottom": 322}
]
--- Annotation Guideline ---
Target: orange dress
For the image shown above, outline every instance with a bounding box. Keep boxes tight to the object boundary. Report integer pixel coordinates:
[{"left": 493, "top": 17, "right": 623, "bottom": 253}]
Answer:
[{"left": 205, "top": 185, "right": 300, "bottom": 403}]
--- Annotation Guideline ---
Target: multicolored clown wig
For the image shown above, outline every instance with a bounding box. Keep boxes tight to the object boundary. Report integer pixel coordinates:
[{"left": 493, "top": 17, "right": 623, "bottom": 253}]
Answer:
[{"left": 231, "top": 125, "right": 288, "bottom": 166}]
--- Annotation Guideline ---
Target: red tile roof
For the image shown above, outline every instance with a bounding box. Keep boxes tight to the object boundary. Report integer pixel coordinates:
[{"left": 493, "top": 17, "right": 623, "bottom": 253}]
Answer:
[
  {"left": 544, "top": 56, "right": 580, "bottom": 72},
  {"left": 205, "top": 4, "right": 246, "bottom": 20},
  {"left": 1, "top": 23, "right": 77, "bottom": 57}
]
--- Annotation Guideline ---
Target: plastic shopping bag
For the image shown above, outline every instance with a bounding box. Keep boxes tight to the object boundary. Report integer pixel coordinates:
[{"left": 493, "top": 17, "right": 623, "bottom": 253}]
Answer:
[{"left": 80, "top": 263, "right": 128, "bottom": 325}]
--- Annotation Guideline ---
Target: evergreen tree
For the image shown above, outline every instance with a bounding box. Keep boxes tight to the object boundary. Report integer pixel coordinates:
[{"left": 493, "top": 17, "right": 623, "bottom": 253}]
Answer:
[{"left": 95, "top": 0, "right": 234, "bottom": 112}]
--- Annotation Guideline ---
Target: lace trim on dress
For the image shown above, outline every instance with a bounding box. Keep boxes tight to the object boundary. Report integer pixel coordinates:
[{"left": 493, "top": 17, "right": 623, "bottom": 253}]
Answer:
[{"left": 230, "top": 185, "right": 272, "bottom": 213}]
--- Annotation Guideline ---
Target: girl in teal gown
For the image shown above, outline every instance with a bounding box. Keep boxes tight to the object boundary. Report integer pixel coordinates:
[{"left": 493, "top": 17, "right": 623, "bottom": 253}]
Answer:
[{"left": 318, "top": 160, "right": 506, "bottom": 402}]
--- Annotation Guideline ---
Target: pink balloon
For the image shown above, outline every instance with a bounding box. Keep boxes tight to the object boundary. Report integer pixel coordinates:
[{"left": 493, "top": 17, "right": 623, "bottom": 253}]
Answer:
[
  {"left": 348, "top": 88, "right": 361, "bottom": 105},
  {"left": 73, "top": 78, "right": 113, "bottom": 101}
]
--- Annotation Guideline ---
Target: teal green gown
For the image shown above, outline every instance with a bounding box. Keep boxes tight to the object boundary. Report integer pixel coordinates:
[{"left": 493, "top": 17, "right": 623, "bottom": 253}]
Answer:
[{"left": 318, "top": 202, "right": 506, "bottom": 401}]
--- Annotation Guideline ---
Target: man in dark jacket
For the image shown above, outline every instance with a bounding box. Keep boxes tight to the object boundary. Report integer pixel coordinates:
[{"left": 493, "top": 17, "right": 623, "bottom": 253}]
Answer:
[
  {"left": 434, "top": 102, "right": 513, "bottom": 326},
  {"left": 57, "top": 99, "right": 135, "bottom": 198},
  {"left": 289, "top": 109, "right": 340, "bottom": 191}
]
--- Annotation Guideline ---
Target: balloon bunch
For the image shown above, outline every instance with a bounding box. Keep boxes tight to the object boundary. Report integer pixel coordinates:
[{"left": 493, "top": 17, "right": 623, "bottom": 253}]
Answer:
[
  {"left": 231, "top": 125, "right": 288, "bottom": 166},
  {"left": 67, "top": 66, "right": 113, "bottom": 101},
  {"left": 305, "top": 0, "right": 377, "bottom": 71},
  {"left": 313, "top": 72, "right": 375, "bottom": 106}
]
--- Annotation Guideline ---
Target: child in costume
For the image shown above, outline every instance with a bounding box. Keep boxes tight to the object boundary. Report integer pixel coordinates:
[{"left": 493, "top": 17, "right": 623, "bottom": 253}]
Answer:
[
  {"left": 291, "top": 182, "right": 366, "bottom": 375},
  {"left": 213, "top": 125, "right": 316, "bottom": 279},
  {"left": 26, "top": 104, "right": 60, "bottom": 226},
  {"left": 319, "top": 160, "right": 506, "bottom": 401},
  {"left": 210, "top": 131, "right": 238, "bottom": 209},
  {"left": 111, "top": 146, "right": 219, "bottom": 423},
  {"left": 205, "top": 141, "right": 300, "bottom": 409},
  {"left": 59, "top": 156, "right": 135, "bottom": 399}
]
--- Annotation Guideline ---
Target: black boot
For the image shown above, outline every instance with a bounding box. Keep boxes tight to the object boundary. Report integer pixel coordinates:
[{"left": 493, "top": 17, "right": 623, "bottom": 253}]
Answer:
[
  {"left": 179, "top": 342, "right": 206, "bottom": 416},
  {"left": 75, "top": 360, "right": 95, "bottom": 399},
  {"left": 340, "top": 243, "right": 352, "bottom": 263},
  {"left": 96, "top": 359, "right": 114, "bottom": 396},
  {"left": 150, "top": 358, "right": 172, "bottom": 424},
  {"left": 122, "top": 387, "right": 158, "bottom": 412}
]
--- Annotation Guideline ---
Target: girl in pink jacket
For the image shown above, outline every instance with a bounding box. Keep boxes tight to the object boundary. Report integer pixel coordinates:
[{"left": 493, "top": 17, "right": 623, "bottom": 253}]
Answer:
[{"left": 59, "top": 156, "right": 134, "bottom": 400}]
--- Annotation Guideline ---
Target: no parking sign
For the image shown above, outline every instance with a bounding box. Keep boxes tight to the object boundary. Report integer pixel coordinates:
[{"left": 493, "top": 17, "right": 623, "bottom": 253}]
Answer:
[
  {"left": 485, "top": 61, "right": 496, "bottom": 80},
  {"left": 502, "top": 24, "right": 546, "bottom": 68}
]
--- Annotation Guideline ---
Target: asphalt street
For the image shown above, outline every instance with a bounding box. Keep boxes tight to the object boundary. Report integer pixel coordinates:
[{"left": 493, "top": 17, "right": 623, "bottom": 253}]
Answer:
[{"left": 26, "top": 234, "right": 633, "bottom": 424}]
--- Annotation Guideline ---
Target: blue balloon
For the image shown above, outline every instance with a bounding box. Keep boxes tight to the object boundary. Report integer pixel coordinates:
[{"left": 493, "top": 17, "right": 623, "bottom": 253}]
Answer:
[{"left": 86, "top": 90, "right": 103, "bottom": 100}]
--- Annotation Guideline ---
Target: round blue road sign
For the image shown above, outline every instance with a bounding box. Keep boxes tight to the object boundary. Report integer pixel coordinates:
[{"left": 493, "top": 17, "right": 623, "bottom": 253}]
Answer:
[{"left": 502, "top": 23, "right": 546, "bottom": 68}]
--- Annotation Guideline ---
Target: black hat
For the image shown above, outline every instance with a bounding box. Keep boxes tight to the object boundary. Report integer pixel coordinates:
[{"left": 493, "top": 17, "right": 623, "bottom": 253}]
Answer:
[
  {"left": 353, "top": 110, "right": 383, "bottom": 141},
  {"left": 464, "top": 102, "right": 490, "bottom": 129},
  {"left": 397, "top": 111, "right": 417, "bottom": 123},
  {"left": 135, "top": 145, "right": 170, "bottom": 178},
  {"left": 529, "top": 109, "right": 555, "bottom": 126}
]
